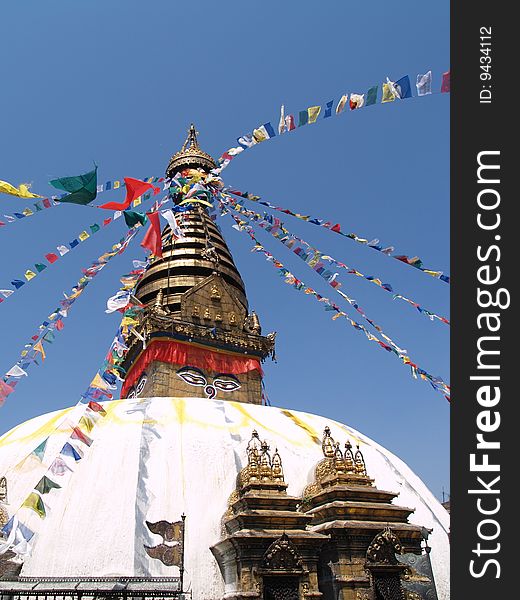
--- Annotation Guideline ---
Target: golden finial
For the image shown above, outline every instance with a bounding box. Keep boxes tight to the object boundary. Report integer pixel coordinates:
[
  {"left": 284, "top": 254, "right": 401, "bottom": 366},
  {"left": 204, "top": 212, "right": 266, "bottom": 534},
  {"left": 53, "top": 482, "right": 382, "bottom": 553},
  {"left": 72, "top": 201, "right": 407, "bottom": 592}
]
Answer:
[
  {"left": 166, "top": 123, "right": 217, "bottom": 178},
  {"left": 322, "top": 426, "right": 335, "bottom": 458},
  {"left": 354, "top": 445, "right": 367, "bottom": 476}
]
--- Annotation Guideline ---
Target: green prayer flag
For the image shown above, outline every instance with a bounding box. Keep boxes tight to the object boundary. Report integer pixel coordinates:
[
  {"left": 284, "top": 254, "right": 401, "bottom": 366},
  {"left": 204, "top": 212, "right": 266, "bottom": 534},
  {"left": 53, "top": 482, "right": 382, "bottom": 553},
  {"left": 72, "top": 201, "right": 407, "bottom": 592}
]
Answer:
[
  {"left": 32, "top": 438, "right": 48, "bottom": 460},
  {"left": 51, "top": 167, "right": 98, "bottom": 205},
  {"left": 33, "top": 201, "right": 43, "bottom": 212},
  {"left": 22, "top": 492, "right": 46, "bottom": 518},
  {"left": 35, "top": 475, "right": 62, "bottom": 495},
  {"left": 35, "top": 263, "right": 47, "bottom": 273},
  {"left": 90, "top": 223, "right": 100, "bottom": 234},
  {"left": 123, "top": 210, "right": 148, "bottom": 228},
  {"left": 366, "top": 85, "right": 378, "bottom": 106}
]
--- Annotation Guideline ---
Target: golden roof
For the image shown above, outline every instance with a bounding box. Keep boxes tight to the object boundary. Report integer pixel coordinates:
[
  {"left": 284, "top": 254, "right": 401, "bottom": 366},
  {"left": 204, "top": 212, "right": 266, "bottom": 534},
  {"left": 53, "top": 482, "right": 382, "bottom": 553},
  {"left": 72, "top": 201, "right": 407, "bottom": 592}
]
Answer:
[{"left": 166, "top": 124, "right": 217, "bottom": 177}]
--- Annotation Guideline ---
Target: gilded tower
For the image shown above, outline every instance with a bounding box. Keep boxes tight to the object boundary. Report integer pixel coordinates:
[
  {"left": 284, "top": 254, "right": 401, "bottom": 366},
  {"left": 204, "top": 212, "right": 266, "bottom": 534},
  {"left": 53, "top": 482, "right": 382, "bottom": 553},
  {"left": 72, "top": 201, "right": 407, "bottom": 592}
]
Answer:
[{"left": 120, "top": 126, "right": 275, "bottom": 403}]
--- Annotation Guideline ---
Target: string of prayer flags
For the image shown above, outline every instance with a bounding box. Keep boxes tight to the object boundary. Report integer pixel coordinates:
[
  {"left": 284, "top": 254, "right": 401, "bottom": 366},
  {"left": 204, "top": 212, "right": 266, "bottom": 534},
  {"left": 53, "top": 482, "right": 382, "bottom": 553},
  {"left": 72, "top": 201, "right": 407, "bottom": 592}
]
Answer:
[
  {"left": 224, "top": 187, "right": 450, "bottom": 283},
  {"left": 215, "top": 69, "right": 450, "bottom": 173},
  {"left": 224, "top": 198, "right": 408, "bottom": 354},
  {"left": 50, "top": 166, "right": 98, "bottom": 205},
  {"left": 99, "top": 177, "right": 161, "bottom": 211},
  {"left": 223, "top": 209, "right": 450, "bottom": 401},
  {"left": 0, "top": 180, "right": 41, "bottom": 199},
  {"left": 222, "top": 195, "right": 449, "bottom": 325},
  {"left": 0, "top": 227, "right": 141, "bottom": 407},
  {"left": 1, "top": 216, "right": 115, "bottom": 303}
]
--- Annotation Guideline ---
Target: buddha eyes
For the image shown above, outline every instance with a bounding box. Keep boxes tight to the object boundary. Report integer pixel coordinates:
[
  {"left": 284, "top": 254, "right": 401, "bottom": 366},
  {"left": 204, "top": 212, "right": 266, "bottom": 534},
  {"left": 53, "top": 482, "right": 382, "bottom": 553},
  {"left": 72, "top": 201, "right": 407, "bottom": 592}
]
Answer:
[
  {"left": 213, "top": 378, "right": 241, "bottom": 392},
  {"left": 177, "top": 369, "right": 207, "bottom": 387},
  {"left": 176, "top": 368, "right": 241, "bottom": 394}
]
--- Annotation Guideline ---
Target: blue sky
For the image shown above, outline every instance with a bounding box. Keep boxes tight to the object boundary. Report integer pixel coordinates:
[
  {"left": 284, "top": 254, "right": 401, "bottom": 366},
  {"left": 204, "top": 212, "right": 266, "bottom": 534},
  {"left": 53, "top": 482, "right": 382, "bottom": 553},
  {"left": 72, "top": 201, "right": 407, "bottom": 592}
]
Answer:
[{"left": 0, "top": 1, "right": 449, "bottom": 498}]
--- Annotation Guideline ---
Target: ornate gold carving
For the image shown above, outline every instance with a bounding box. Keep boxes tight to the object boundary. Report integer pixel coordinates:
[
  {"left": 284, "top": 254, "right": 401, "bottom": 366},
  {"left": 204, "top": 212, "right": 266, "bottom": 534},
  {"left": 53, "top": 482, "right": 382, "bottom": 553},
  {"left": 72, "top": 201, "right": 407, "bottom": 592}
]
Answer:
[
  {"left": 237, "top": 431, "right": 287, "bottom": 490},
  {"left": 192, "top": 305, "right": 200, "bottom": 318},
  {"left": 203, "top": 307, "right": 211, "bottom": 319},
  {"left": 211, "top": 283, "right": 221, "bottom": 301},
  {"left": 366, "top": 527, "right": 404, "bottom": 564},
  {"left": 229, "top": 312, "right": 237, "bottom": 326},
  {"left": 262, "top": 533, "right": 303, "bottom": 571}
]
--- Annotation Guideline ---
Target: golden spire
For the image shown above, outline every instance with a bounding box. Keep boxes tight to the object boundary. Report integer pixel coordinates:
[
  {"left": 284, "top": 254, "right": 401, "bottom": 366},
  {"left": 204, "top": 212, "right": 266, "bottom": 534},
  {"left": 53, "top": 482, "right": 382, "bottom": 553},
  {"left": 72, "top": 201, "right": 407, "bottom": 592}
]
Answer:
[{"left": 166, "top": 123, "right": 217, "bottom": 177}]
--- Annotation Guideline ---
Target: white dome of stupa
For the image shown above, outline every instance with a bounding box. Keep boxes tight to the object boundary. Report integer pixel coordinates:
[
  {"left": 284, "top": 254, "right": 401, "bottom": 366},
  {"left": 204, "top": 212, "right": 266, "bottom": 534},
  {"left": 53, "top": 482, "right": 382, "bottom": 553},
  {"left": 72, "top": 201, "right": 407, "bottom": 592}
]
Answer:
[{"left": 0, "top": 396, "right": 449, "bottom": 600}]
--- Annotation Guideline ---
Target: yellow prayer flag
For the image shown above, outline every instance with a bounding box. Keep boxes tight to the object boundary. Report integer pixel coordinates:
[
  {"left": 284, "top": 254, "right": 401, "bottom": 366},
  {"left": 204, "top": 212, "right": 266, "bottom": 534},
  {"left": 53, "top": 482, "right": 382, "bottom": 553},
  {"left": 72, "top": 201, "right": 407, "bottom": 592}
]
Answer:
[
  {"left": 90, "top": 373, "right": 110, "bottom": 390},
  {"left": 25, "top": 270, "right": 37, "bottom": 281},
  {"left": 307, "top": 106, "right": 321, "bottom": 123},
  {"left": 23, "top": 208, "right": 34, "bottom": 217},
  {"left": 382, "top": 83, "right": 396, "bottom": 103},
  {"left": 22, "top": 492, "right": 46, "bottom": 518},
  {"left": 133, "top": 197, "right": 142, "bottom": 207},
  {"left": 113, "top": 181, "right": 120, "bottom": 189},
  {"left": 34, "top": 340, "right": 46, "bottom": 361},
  {"left": 78, "top": 231, "right": 90, "bottom": 241},
  {"left": 252, "top": 127, "right": 267, "bottom": 143},
  {"left": 0, "top": 180, "right": 41, "bottom": 199},
  {"left": 79, "top": 415, "right": 95, "bottom": 433}
]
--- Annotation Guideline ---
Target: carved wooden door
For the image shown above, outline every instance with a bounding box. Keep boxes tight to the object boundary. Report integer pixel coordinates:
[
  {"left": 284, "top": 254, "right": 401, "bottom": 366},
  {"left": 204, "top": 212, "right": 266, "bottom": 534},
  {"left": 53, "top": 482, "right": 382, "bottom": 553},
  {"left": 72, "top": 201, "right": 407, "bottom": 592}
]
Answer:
[{"left": 263, "top": 576, "right": 300, "bottom": 600}]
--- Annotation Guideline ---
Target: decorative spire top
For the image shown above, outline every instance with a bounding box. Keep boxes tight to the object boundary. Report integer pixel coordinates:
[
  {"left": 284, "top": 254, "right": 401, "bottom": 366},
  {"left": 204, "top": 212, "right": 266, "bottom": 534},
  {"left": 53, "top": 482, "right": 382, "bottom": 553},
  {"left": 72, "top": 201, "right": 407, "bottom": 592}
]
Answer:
[{"left": 166, "top": 123, "right": 217, "bottom": 178}]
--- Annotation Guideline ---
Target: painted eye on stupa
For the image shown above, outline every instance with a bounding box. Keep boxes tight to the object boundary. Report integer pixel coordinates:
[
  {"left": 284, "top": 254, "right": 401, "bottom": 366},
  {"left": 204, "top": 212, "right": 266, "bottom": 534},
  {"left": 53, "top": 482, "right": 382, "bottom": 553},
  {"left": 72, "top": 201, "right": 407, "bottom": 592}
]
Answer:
[
  {"left": 213, "top": 375, "right": 241, "bottom": 392},
  {"left": 177, "top": 367, "right": 207, "bottom": 387},
  {"left": 136, "top": 375, "right": 148, "bottom": 396}
]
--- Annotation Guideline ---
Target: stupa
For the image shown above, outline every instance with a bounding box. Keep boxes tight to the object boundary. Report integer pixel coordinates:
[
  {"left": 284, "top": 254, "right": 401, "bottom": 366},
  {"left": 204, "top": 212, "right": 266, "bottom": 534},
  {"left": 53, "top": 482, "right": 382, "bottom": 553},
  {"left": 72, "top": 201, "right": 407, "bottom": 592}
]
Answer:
[{"left": 0, "top": 127, "right": 449, "bottom": 600}]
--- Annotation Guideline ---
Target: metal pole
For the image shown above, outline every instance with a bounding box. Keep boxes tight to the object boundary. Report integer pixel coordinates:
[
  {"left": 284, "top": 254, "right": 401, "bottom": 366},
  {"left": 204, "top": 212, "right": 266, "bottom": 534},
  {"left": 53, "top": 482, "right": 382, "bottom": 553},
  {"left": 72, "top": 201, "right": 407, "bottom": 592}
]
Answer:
[{"left": 180, "top": 513, "right": 186, "bottom": 596}]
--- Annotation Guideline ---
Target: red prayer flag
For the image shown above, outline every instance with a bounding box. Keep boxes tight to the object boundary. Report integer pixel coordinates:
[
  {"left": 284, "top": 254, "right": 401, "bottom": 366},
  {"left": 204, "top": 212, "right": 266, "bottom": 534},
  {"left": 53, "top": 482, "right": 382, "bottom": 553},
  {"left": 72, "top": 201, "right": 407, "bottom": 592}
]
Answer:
[
  {"left": 99, "top": 177, "right": 160, "bottom": 211},
  {"left": 331, "top": 224, "right": 341, "bottom": 233},
  {"left": 88, "top": 401, "right": 107, "bottom": 416},
  {"left": 441, "top": 70, "right": 450, "bottom": 93},
  {"left": 140, "top": 211, "right": 163, "bottom": 258},
  {"left": 45, "top": 253, "right": 59, "bottom": 264},
  {"left": 103, "top": 218, "right": 112, "bottom": 226},
  {"left": 55, "top": 319, "right": 65, "bottom": 331}
]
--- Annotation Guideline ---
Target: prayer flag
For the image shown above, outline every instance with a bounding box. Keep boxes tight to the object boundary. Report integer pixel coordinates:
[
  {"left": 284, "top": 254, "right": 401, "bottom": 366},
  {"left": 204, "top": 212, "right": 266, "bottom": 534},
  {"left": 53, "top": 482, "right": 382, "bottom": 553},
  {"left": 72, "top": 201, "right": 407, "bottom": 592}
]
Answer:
[
  {"left": 22, "top": 208, "right": 34, "bottom": 216},
  {"left": 366, "top": 86, "right": 378, "bottom": 105},
  {"left": 35, "top": 476, "right": 61, "bottom": 494},
  {"left": 237, "top": 134, "right": 255, "bottom": 148},
  {"left": 57, "top": 245, "right": 69, "bottom": 256},
  {"left": 88, "top": 400, "right": 107, "bottom": 416},
  {"left": 0, "top": 381, "right": 14, "bottom": 406},
  {"left": 336, "top": 94, "right": 348, "bottom": 114},
  {"left": 22, "top": 492, "right": 46, "bottom": 518},
  {"left": 51, "top": 167, "right": 98, "bottom": 205},
  {"left": 263, "top": 122, "right": 277, "bottom": 138},
  {"left": 70, "top": 239, "right": 79, "bottom": 248},
  {"left": 0, "top": 289, "right": 14, "bottom": 297},
  {"left": 416, "top": 71, "right": 432, "bottom": 96},
  {"left": 99, "top": 177, "right": 160, "bottom": 211},
  {"left": 32, "top": 439, "right": 47, "bottom": 460},
  {"left": 161, "top": 209, "right": 185, "bottom": 239},
  {"left": 394, "top": 75, "right": 412, "bottom": 99},
  {"left": 308, "top": 106, "right": 321, "bottom": 123},
  {"left": 78, "top": 231, "right": 90, "bottom": 241},
  {"left": 45, "top": 253, "right": 59, "bottom": 264},
  {"left": 35, "top": 263, "right": 47, "bottom": 273},
  {"left": 11, "top": 279, "right": 25, "bottom": 289},
  {"left": 141, "top": 211, "right": 163, "bottom": 257},
  {"left": 252, "top": 126, "right": 268, "bottom": 143},
  {"left": 298, "top": 110, "right": 309, "bottom": 127},
  {"left": 123, "top": 210, "right": 147, "bottom": 228},
  {"left": 0, "top": 180, "right": 41, "bottom": 199},
  {"left": 324, "top": 100, "right": 334, "bottom": 118},
  {"left": 441, "top": 70, "right": 450, "bottom": 93},
  {"left": 382, "top": 82, "right": 396, "bottom": 103},
  {"left": 49, "top": 456, "right": 73, "bottom": 476},
  {"left": 24, "top": 270, "right": 36, "bottom": 281},
  {"left": 33, "top": 340, "right": 46, "bottom": 360},
  {"left": 284, "top": 115, "right": 296, "bottom": 131},
  {"left": 90, "top": 223, "right": 100, "bottom": 234},
  {"left": 71, "top": 426, "right": 93, "bottom": 447},
  {"left": 349, "top": 94, "right": 365, "bottom": 109},
  {"left": 60, "top": 442, "right": 82, "bottom": 461},
  {"left": 278, "top": 105, "right": 286, "bottom": 133},
  {"left": 6, "top": 365, "right": 28, "bottom": 377}
]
